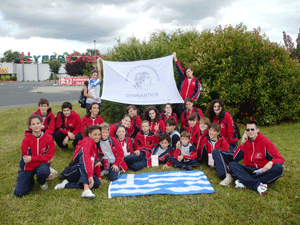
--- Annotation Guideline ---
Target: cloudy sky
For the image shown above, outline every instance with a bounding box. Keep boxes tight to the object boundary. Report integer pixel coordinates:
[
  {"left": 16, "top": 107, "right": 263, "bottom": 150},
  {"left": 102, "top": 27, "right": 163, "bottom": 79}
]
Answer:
[{"left": 0, "top": 0, "right": 299, "bottom": 58}]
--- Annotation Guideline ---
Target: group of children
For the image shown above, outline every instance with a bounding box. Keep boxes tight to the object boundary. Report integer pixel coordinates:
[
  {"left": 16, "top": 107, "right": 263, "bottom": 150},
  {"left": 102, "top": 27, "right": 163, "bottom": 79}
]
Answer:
[{"left": 13, "top": 54, "right": 285, "bottom": 198}]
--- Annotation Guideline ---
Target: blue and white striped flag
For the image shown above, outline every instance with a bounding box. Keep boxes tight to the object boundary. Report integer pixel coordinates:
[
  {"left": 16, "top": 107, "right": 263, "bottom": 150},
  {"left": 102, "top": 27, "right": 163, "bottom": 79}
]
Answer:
[{"left": 108, "top": 170, "right": 215, "bottom": 198}]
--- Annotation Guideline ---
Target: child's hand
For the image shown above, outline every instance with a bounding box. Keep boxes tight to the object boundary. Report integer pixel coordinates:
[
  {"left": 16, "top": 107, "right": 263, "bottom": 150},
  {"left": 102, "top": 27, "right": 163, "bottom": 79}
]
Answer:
[
  {"left": 163, "top": 164, "right": 169, "bottom": 169},
  {"left": 68, "top": 132, "right": 75, "bottom": 140},
  {"left": 97, "top": 56, "right": 102, "bottom": 62},
  {"left": 178, "top": 155, "right": 183, "bottom": 162},
  {"left": 100, "top": 178, "right": 107, "bottom": 183},
  {"left": 63, "top": 136, "right": 69, "bottom": 146},
  {"left": 134, "top": 150, "right": 140, "bottom": 156},
  {"left": 23, "top": 155, "right": 32, "bottom": 163},
  {"left": 172, "top": 52, "right": 177, "bottom": 61},
  {"left": 176, "top": 141, "right": 181, "bottom": 150},
  {"left": 47, "top": 158, "right": 53, "bottom": 163},
  {"left": 95, "top": 161, "right": 102, "bottom": 167},
  {"left": 111, "top": 165, "right": 119, "bottom": 172},
  {"left": 88, "top": 177, "right": 94, "bottom": 189}
]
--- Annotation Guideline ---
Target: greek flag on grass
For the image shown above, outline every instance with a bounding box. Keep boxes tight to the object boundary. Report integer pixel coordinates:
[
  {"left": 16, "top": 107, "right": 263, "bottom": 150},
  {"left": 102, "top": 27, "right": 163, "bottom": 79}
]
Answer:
[{"left": 108, "top": 170, "right": 215, "bottom": 198}]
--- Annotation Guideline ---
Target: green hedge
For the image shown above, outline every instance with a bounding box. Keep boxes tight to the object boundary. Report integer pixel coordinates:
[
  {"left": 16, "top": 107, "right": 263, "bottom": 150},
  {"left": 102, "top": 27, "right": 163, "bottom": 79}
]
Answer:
[{"left": 101, "top": 24, "right": 300, "bottom": 125}]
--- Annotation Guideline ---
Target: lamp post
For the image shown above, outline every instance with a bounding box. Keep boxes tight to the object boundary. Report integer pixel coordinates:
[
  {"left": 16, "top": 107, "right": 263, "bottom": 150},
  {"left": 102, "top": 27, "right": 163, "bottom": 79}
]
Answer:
[{"left": 94, "top": 40, "right": 96, "bottom": 52}]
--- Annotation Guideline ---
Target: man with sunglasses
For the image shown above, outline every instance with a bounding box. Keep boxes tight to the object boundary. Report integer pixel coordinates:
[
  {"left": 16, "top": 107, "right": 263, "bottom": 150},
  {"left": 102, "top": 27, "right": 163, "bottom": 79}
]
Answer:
[{"left": 228, "top": 121, "right": 284, "bottom": 195}]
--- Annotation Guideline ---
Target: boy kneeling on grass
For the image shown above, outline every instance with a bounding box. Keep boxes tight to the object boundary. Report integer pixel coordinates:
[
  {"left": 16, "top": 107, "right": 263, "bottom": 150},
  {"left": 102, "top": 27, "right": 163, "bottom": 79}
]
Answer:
[
  {"left": 54, "top": 125, "right": 102, "bottom": 198},
  {"left": 14, "top": 115, "right": 55, "bottom": 197},
  {"left": 170, "top": 131, "right": 198, "bottom": 170},
  {"left": 53, "top": 102, "right": 81, "bottom": 150}
]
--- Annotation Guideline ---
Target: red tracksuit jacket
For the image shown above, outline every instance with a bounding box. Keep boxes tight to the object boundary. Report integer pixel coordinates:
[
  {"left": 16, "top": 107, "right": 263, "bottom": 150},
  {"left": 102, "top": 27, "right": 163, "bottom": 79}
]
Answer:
[
  {"left": 134, "top": 130, "right": 159, "bottom": 150},
  {"left": 71, "top": 137, "right": 101, "bottom": 179},
  {"left": 173, "top": 143, "right": 197, "bottom": 160},
  {"left": 181, "top": 108, "right": 204, "bottom": 131},
  {"left": 81, "top": 115, "right": 104, "bottom": 136},
  {"left": 197, "top": 133, "right": 229, "bottom": 160},
  {"left": 144, "top": 144, "right": 173, "bottom": 167},
  {"left": 55, "top": 110, "right": 81, "bottom": 136},
  {"left": 21, "top": 131, "right": 55, "bottom": 171},
  {"left": 116, "top": 136, "right": 134, "bottom": 155},
  {"left": 175, "top": 61, "right": 202, "bottom": 101},
  {"left": 31, "top": 108, "right": 55, "bottom": 135},
  {"left": 233, "top": 133, "right": 285, "bottom": 168},
  {"left": 98, "top": 136, "right": 128, "bottom": 173},
  {"left": 160, "top": 112, "right": 178, "bottom": 125},
  {"left": 127, "top": 115, "right": 142, "bottom": 139},
  {"left": 187, "top": 122, "right": 200, "bottom": 139},
  {"left": 213, "top": 111, "right": 238, "bottom": 144},
  {"left": 149, "top": 120, "right": 166, "bottom": 133},
  {"left": 191, "top": 130, "right": 208, "bottom": 152}
]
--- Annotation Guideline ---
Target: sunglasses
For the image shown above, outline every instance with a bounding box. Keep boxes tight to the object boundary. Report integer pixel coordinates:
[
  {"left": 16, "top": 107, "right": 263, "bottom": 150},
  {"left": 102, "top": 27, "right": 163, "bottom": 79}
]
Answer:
[{"left": 246, "top": 128, "right": 256, "bottom": 132}]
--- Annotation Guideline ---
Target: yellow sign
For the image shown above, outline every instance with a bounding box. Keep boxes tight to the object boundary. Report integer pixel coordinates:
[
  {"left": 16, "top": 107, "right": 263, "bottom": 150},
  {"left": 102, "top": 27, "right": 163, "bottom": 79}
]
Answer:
[{"left": 0, "top": 67, "right": 8, "bottom": 74}]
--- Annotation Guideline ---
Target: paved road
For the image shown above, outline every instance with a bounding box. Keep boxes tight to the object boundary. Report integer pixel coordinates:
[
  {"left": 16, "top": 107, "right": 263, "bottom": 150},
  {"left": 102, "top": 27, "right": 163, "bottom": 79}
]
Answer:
[{"left": 0, "top": 81, "right": 83, "bottom": 110}]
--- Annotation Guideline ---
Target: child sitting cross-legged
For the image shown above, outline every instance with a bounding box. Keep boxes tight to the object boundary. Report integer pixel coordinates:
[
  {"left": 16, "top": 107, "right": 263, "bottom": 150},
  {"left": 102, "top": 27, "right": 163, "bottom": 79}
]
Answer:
[
  {"left": 170, "top": 131, "right": 198, "bottom": 170},
  {"left": 14, "top": 115, "right": 55, "bottom": 197},
  {"left": 54, "top": 125, "right": 102, "bottom": 198}
]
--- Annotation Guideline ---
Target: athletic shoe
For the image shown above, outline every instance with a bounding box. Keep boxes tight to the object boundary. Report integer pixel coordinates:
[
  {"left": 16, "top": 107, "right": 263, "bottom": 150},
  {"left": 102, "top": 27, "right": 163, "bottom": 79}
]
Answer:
[
  {"left": 220, "top": 175, "right": 233, "bottom": 186},
  {"left": 235, "top": 180, "right": 246, "bottom": 188},
  {"left": 100, "top": 169, "right": 109, "bottom": 177},
  {"left": 257, "top": 183, "right": 267, "bottom": 196},
  {"left": 47, "top": 167, "right": 58, "bottom": 180},
  {"left": 81, "top": 189, "right": 95, "bottom": 198},
  {"left": 40, "top": 183, "right": 48, "bottom": 190},
  {"left": 54, "top": 179, "right": 69, "bottom": 190}
]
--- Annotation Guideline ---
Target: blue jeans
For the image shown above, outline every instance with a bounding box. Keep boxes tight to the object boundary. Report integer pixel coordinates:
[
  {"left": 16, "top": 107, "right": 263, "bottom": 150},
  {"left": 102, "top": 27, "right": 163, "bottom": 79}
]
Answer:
[
  {"left": 124, "top": 152, "right": 147, "bottom": 171},
  {"left": 14, "top": 163, "right": 50, "bottom": 197}
]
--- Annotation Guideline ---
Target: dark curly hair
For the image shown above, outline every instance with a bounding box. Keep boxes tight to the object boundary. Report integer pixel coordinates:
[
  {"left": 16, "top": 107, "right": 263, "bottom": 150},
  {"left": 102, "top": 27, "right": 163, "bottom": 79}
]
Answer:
[
  {"left": 207, "top": 99, "right": 225, "bottom": 122},
  {"left": 144, "top": 106, "right": 161, "bottom": 123}
]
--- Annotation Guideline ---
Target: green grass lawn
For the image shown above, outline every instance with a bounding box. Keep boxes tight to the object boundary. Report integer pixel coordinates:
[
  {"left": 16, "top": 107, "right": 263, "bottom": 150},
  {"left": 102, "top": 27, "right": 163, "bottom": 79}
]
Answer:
[{"left": 0, "top": 105, "right": 299, "bottom": 224}]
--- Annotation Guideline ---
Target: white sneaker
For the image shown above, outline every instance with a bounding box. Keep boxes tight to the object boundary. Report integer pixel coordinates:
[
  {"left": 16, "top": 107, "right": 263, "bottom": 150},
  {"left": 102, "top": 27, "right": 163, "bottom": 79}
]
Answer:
[
  {"left": 220, "top": 175, "right": 233, "bottom": 186},
  {"left": 40, "top": 183, "right": 48, "bottom": 190},
  {"left": 81, "top": 189, "right": 95, "bottom": 198},
  {"left": 100, "top": 169, "right": 109, "bottom": 177},
  {"left": 54, "top": 179, "right": 69, "bottom": 190},
  {"left": 235, "top": 180, "right": 246, "bottom": 188},
  {"left": 257, "top": 183, "right": 267, "bottom": 195},
  {"left": 47, "top": 167, "right": 58, "bottom": 180}
]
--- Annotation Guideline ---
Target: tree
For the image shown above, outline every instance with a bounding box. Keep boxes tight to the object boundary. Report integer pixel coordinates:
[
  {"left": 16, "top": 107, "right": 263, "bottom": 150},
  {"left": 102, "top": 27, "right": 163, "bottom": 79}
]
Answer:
[
  {"left": 64, "top": 58, "right": 95, "bottom": 77},
  {"left": 2, "top": 50, "right": 21, "bottom": 63},
  {"left": 48, "top": 59, "right": 62, "bottom": 75},
  {"left": 283, "top": 29, "right": 300, "bottom": 62}
]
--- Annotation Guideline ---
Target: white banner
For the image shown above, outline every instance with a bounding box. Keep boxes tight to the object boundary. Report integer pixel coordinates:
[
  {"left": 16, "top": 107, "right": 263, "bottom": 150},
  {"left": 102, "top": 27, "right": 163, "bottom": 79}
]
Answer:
[{"left": 101, "top": 55, "right": 184, "bottom": 105}]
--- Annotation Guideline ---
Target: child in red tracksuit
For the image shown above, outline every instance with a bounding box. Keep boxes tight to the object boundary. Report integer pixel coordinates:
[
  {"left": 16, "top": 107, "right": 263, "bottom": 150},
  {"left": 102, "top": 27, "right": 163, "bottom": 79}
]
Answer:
[
  {"left": 98, "top": 123, "right": 127, "bottom": 181},
  {"left": 31, "top": 98, "right": 55, "bottom": 136},
  {"left": 173, "top": 52, "right": 202, "bottom": 115},
  {"left": 165, "top": 118, "right": 180, "bottom": 150},
  {"left": 190, "top": 117, "right": 211, "bottom": 153},
  {"left": 144, "top": 106, "right": 166, "bottom": 134},
  {"left": 207, "top": 99, "right": 238, "bottom": 153},
  {"left": 187, "top": 113, "right": 200, "bottom": 139},
  {"left": 161, "top": 103, "right": 178, "bottom": 125},
  {"left": 75, "top": 102, "right": 104, "bottom": 144},
  {"left": 109, "top": 114, "right": 131, "bottom": 137},
  {"left": 54, "top": 125, "right": 102, "bottom": 198},
  {"left": 125, "top": 120, "right": 159, "bottom": 171},
  {"left": 53, "top": 102, "right": 81, "bottom": 150},
  {"left": 14, "top": 115, "right": 55, "bottom": 197},
  {"left": 180, "top": 98, "right": 204, "bottom": 132},
  {"left": 126, "top": 105, "right": 142, "bottom": 141},
  {"left": 134, "top": 120, "right": 159, "bottom": 150},
  {"left": 171, "top": 131, "right": 198, "bottom": 170}
]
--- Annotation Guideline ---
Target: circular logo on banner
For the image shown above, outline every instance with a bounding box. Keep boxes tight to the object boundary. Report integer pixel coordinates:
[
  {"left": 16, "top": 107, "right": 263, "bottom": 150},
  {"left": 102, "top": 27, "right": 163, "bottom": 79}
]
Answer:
[{"left": 126, "top": 65, "right": 160, "bottom": 91}]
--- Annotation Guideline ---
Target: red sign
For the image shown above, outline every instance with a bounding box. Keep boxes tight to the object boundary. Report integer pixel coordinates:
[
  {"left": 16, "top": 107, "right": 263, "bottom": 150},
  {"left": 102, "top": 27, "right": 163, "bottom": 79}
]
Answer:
[{"left": 59, "top": 77, "right": 89, "bottom": 85}]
